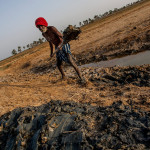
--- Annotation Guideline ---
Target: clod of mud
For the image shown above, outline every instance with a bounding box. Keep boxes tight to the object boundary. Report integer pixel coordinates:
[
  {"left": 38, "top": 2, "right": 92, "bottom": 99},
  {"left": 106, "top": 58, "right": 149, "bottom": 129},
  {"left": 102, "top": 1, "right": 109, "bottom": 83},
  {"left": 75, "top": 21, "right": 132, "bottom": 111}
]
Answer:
[
  {"left": 63, "top": 25, "right": 81, "bottom": 44},
  {"left": 81, "top": 65, "right": 150, "bottom": 87},
  {"left": 0, "top": 100, "right": 150, "bottom": 150}
]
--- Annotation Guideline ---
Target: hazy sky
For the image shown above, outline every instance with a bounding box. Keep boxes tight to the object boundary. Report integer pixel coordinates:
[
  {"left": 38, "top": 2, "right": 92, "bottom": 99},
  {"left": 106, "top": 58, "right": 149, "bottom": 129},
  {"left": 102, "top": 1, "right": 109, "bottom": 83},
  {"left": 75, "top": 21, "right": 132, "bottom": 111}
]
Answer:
[{"left": 0, "top": 0, "right": 138, "bottom": 61}]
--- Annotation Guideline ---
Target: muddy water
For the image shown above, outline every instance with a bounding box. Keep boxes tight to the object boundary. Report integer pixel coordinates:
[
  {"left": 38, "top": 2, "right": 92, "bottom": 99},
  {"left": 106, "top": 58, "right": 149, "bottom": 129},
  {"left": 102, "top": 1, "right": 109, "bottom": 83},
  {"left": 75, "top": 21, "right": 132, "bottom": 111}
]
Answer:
[{"left": 81, "top": 50, "right": 150, "bottom": 68}]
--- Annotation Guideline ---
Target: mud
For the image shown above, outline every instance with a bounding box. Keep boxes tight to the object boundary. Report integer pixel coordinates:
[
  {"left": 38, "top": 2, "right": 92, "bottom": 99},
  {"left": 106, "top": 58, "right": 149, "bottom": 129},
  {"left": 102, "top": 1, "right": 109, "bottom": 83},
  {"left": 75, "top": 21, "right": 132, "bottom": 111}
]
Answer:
[
  {"left": 0, "top": 64, "right": 150, "bottom": 117},
  {"left": 81, "top": 50, "right": 150, "bottom": 68},
  {"left": 0, "top": 100, "right": 150, "bottom": 150},
  {"left": 0, "top": 1, "right": 150, "bottom": 149},
  {"left": 75, "top": 29, "right": 150, "bottom": 66}
]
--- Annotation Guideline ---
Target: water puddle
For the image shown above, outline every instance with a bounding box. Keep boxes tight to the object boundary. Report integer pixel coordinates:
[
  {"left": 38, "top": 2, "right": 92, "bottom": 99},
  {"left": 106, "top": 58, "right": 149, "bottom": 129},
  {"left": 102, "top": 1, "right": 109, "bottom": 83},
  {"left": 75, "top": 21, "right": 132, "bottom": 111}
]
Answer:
[{"left": 81, "top": 50, "right": 150, "bottom": 68}]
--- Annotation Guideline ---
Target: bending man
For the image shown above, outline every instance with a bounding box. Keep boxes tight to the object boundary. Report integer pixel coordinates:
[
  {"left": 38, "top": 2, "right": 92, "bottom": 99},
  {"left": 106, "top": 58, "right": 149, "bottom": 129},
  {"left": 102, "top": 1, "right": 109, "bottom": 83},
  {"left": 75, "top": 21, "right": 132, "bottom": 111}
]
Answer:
[{"left": 35, "top": 17, "right": 83, "bottom": 80}]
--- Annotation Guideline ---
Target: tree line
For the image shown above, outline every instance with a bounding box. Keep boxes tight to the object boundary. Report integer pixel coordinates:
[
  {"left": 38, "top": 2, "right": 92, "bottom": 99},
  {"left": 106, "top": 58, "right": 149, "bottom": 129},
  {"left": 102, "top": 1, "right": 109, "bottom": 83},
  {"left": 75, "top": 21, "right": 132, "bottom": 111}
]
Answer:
[
  {"left": 11, "top": 0, "right": 142, "bottom": 56},
  {"left": 11, "top": 38, "right": 45, "bottom": 55},
  {"left": 78, "top": 0, "right": 142, "bottom": 27}
]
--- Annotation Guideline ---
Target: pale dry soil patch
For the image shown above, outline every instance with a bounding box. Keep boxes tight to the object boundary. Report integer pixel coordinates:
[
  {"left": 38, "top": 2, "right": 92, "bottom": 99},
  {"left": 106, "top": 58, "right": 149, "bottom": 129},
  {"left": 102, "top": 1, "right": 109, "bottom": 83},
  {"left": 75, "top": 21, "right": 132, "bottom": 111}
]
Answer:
[{"left": 0, "top": 65, "right": 150, "bottom": 116}]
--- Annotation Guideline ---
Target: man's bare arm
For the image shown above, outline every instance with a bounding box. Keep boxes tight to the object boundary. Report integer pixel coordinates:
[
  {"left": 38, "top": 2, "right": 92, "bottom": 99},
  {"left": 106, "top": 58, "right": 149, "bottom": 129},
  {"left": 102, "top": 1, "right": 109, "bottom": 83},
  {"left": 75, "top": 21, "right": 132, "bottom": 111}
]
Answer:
[
  {"left": 51, "top": 26, "right": 63, "bottom": 38},
  {"left": 49, "top": 42, "right": 53, "bottom": 57},
  {"left": 49, "top": 26, "right": 64, "bottom": 59}
]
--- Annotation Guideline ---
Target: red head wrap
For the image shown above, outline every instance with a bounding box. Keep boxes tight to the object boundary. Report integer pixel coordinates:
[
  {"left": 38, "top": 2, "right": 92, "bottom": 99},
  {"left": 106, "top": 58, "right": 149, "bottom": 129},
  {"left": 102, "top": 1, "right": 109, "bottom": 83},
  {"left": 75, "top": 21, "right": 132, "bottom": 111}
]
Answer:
[{"left": 35, "top": 17, "right": 48, "bottom": 27}]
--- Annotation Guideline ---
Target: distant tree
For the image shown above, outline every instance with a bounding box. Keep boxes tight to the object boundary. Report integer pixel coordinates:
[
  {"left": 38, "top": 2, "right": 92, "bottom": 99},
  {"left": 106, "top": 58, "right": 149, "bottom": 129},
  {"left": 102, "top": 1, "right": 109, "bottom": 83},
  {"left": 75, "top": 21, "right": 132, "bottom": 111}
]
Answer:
[
  {"left": 99, "top": 14, "right": 102, "bottom": 18},
  {"left": 83, "top": 20, "right": 88, "bottom": 25},
  {"left": 23, "top": 46, "right": 25, "bottom": 50},
  {"left": 94, "top": 15, "right": 99, "bottom": 20},
  {"left": 114, "top": 8, "right": 118, "bottom": 12},
  {"left": 18, "top": 46, "right": 21, "bottom": 53},
  {"left": 39, "top": 38, "right": 43, "bottom": 44},
  {"left": 27, "top": 44, "right": 30, "bottom": 49},
  {"left": 109, "top": 10, "right": 113, "bottom": 14},
  {"left": 30, "top": 43, "right": 33, "bottom": 48},
  {"left": 88, "top": 18, "right": 92, "bottom": 23},
  {"left": 12, "top": 49, "right": 17, "bottom": 55},
  {"left": 36, "top": 41, "right": 40, "bottom": 45},
  {"left": 33, "top": 41, "right": 37, "bottom": 47},
  {"left": 83, "top": 21, "right": 86, "bottom": 25},
  {"left": 79, "top": 22, "right": 82, "bottom": 27},
  {"left": 103, "top": 12, "right": 109, "bottom": 17},
  {"left": 85, "top": 20, "right": 88, "bottom": 24}
]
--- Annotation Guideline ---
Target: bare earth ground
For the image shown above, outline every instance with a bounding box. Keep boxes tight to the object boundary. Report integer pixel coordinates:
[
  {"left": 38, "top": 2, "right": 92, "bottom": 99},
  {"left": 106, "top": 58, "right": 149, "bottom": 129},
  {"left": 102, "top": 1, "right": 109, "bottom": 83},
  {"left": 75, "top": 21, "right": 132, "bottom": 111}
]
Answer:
[{"left": 0, "top": 0, "right": 150, "bottom": 116}]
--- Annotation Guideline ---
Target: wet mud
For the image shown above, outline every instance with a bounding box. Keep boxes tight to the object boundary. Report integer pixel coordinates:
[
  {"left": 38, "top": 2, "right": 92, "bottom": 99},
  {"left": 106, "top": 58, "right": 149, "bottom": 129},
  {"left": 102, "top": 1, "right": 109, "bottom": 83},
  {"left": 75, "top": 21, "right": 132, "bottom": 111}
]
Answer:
[{"left": 0, "top": 100, "right": 150, "bottom": 150}]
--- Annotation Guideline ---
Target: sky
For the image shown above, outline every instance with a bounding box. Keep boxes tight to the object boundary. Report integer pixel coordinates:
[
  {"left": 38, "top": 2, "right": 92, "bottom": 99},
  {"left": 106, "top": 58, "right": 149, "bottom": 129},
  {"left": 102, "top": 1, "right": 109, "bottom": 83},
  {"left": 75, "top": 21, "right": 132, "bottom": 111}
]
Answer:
[{"left": 0, "top": 0, "right": 138, "bottom": 61}]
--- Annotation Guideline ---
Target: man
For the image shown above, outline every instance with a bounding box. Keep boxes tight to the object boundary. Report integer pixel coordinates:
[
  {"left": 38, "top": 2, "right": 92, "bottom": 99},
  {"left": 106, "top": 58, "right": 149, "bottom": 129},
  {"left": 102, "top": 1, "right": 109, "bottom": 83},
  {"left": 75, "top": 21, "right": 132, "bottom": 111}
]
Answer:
[{"left": 35, "top": 17, "right": 84, "bottom": 81}]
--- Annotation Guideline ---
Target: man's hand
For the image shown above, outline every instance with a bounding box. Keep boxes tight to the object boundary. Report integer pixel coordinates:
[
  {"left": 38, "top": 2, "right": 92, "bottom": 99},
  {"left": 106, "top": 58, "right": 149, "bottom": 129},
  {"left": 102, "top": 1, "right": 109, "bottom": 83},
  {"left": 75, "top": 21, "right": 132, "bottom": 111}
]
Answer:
[
  {"left": 50, "top": 53, "right": 54, "bottom": 58},
  {"left": 52, "top": 47, "right": 60, "bottom": 57},
  {"left": 48, "top": 50, "right": 57, "bottom": 61},
  {"left": 47, "top": 53, "right": 54, "bottom": 61},
  {"left": 48, "top": 45, "right": 62, "bottom": 61},
  {"left": 48, "top": 53, "right": 54, "bottom": 60}
]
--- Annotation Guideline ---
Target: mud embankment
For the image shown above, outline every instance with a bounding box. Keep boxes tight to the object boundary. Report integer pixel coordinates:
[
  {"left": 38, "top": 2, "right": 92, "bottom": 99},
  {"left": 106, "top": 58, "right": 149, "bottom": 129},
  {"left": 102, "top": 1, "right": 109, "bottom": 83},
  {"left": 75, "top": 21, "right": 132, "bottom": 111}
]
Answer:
[
  {"left": 81, "top": 50, "right": 150, "bottom": 69},
  {"left": 76, "top": 29, "right": 150, "bottom": 65},
  {"left": 0, "top": 100, "right": 150, "bottom": 150}
]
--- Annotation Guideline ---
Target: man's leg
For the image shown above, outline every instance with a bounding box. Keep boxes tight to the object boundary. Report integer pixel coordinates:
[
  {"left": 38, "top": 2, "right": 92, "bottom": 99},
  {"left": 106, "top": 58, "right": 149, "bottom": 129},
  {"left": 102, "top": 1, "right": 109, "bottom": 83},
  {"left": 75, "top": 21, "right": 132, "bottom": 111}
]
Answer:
[
  {"left": 67, "top": 54, "right": 82, "bottom": 80},
  {"left": 57, "top": 59, "right": 66, "bottom": 79}
]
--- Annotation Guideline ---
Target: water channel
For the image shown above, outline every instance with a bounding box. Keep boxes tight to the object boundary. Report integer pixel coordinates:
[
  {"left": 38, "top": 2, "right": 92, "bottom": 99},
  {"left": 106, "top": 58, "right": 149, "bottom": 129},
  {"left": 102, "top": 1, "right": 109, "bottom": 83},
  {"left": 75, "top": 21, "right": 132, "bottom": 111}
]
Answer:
[{"left": 81, "top": 50, "right": 150, "bottom": 68}]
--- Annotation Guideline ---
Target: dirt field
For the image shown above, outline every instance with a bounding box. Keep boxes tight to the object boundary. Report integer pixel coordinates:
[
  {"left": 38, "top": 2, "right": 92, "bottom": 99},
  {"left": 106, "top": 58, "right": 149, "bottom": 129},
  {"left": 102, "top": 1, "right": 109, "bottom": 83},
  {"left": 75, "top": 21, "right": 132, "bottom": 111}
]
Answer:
[{"left": 0, "top": 0, "right": 150, "bottom": 116}]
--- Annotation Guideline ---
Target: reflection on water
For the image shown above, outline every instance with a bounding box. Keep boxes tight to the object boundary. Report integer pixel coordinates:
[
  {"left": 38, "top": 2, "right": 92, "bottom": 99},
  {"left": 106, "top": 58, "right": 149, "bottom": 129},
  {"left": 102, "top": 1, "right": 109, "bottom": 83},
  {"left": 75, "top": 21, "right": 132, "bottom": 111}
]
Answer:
[{"left": 81, "top": 50, "right": 150, "bottom": 68}]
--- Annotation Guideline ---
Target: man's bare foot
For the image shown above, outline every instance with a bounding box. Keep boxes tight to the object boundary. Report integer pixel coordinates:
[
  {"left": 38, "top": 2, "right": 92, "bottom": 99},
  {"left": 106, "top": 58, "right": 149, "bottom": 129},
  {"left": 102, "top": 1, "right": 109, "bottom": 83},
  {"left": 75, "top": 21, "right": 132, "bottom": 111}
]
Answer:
[
  {"left": 61, "top": 76, "right": 67, "bottom": 80},
  {"left": 78, "top": 77, "right": 87, "bottom": 85}
]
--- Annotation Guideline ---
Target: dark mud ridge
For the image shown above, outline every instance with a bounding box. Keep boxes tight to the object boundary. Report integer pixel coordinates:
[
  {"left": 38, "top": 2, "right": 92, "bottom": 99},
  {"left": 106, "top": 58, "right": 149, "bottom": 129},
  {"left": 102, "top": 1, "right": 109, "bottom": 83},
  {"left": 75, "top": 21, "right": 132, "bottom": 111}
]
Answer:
[
  {"left": 87, "top": 65, "right": 150, "bottom": 88},
  {"left": 0, "top": 101, "right": 150, "bottom": 150},
  {"left": 76, "top": 30, "right": 150, "bottom": 65}
]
